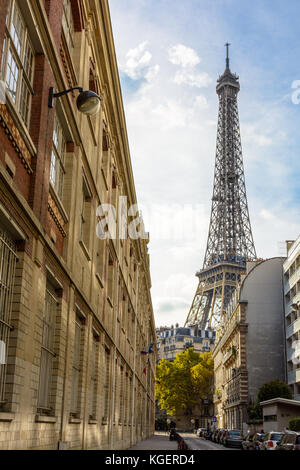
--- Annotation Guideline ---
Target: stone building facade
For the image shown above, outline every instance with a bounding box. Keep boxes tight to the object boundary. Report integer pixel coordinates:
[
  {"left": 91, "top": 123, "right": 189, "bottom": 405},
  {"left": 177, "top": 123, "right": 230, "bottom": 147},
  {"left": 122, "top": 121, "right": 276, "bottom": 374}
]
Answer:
[
  {"left": 213, "top": 258, "right": 285, "bottom": 434},
  {"left": 0, "top": 0, "right": 156, "bottom": 450},
  {"left": 156, "top": 325, "right": 215, "bottom": 431},
  {"left": 283, "top": 236, "right": 300, "bottom": 401},
  {"left": 156, "top": 325, "right": 215, "bottom": 362}
]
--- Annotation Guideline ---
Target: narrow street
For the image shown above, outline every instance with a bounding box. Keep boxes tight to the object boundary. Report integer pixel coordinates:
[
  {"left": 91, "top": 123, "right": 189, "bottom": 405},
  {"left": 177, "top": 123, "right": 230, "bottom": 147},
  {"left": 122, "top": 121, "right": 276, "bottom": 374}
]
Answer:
[
  {"left": 128, "top": 432, "right": 240, "bottom": 451},
  {"left": 180, "top": 433, "right": 240, "bottom": 451}
]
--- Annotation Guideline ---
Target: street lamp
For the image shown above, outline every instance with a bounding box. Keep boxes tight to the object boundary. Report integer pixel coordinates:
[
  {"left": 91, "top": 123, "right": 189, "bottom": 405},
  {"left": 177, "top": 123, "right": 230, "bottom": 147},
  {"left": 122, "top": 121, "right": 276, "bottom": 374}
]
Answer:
[{"left": 48, "top": 86, "right": 101, "bottom": 115}]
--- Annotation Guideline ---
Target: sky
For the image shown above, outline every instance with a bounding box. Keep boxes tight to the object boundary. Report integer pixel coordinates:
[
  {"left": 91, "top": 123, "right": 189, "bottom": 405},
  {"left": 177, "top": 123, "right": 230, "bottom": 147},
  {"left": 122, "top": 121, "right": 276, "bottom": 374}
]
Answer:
[{"left": 108, "top": 0, "right": 300, "bottom": 328}]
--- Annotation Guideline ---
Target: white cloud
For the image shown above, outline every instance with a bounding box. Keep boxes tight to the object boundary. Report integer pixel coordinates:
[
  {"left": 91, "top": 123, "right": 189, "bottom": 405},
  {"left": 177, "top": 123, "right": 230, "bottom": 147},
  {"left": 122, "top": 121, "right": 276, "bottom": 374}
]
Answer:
[
  {"left": 259, "top": 209, "right": 275, "bottom": 220},
  {"left": 194, "top": 95, "right": 209, "bottom": 109},
  {"left": 173, "top": 70, "right": 212, "bottom": 88},
  {"left": 122, "top": 41, "right": 159, "bottom": 82},
  {"left": 242, "top": 124, "right": 273, "bottom": 147},
  {"left": 168, "top": 44, "right": 201, "bottom": 68}
]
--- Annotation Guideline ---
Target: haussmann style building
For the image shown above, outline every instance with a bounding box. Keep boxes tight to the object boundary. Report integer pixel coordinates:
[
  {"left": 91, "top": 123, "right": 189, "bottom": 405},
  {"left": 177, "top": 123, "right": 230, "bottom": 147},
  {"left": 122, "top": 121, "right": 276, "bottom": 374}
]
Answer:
[
  {"left": 213, "top": 258, "right": 286, "bottom": 434},
  {"left": 284, "top": 236, "right": 300, "bottom": 401},
  {"left": 0, "top": 0, "right": 156, "bottom": 450}
]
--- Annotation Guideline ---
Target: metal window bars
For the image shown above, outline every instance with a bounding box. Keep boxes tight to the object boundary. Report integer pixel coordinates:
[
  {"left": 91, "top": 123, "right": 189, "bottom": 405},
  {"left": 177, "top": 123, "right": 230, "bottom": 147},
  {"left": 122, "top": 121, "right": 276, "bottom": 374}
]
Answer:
[{"left": 0, "top": 230, "right": 17, "bottom": 405}]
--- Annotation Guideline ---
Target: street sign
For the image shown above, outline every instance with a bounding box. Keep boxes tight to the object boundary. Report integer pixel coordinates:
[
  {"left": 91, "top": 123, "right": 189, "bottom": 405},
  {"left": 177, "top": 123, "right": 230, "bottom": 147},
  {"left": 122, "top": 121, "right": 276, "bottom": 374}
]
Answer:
[{"left": 212, "top": 416, "right": 217, "bottom": 423}]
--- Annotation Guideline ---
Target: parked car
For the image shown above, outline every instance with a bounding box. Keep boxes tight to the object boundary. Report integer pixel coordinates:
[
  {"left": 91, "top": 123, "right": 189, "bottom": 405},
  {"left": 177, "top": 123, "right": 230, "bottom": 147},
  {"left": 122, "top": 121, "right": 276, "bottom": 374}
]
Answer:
[
  {"left": 223, "top": 429, "right": 244, "bottom": 448},
  {"left": 252, "top": 433, "right": 265, "bottom": 450},
  {"left": 205, "top": 430, "right": 213, "bottom": 440},
  {"left": 276, "top": 432, "right": 300, "bottom": 451},
  {"left": 197, "top": 427, "right": 207, "bottom": 438},
  {"left": 242, "top": 432, "right": 255, "bottom": 450},
  {"left": 242, "top": 433, "right": 265, "bottom": 450},
  {"left": 260, "top": 432, "right": 284, "bottom": 450},
  {"left": 216, "top": 429, "right": 224, "bottom": 443},
  {"left": 219, "top": 429, "right": 228, "bottom": 445},
  {"left": 211, "top": 429, "right": 219, "bottom": 442}
]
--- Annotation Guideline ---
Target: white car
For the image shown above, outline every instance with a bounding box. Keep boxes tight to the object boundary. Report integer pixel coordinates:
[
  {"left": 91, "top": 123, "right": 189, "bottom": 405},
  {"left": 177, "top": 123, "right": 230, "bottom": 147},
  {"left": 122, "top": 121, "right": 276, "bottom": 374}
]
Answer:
[
  {"left": 260, "top": 432, "right": 284, "bottom": 450},
  {"left": 196, "top": 427, "right": 207, "bottom": 438}
]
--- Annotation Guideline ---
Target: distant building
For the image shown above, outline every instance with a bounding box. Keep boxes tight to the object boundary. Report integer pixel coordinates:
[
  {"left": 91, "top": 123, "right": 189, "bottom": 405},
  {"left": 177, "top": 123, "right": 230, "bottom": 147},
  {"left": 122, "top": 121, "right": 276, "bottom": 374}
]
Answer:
[
  {"left": 156, "top": 325, "right": 215, "bottom": 431},
  {"left": 283, "top": 236, "right": 300, "bottom": 401},
  {"left": 213, "top": 258, "right": 286, "bottom": 433},
  {"left": 156, "top": 325, "right": 215, "bottom": 362},
  {"left": 260, "top": 398, "right": 300, "bottom": 433}
]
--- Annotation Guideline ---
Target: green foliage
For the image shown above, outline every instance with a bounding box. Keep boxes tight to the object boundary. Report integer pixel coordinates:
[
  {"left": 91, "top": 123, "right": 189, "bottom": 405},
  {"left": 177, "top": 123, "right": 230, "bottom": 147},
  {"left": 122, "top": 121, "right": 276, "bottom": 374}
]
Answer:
[
  {"left": 247, "top": 401, "right": 263, "bottom": 422},
  {"left": 155, "top": 417, "right": 168, "bottom": 431},
  {"left": 257, "top": 379, "right": 293, "bottom": 403},
  {"left": 289, "top": 417, "right": 300, "bottom": 432},
  {"left": 155, "top": 348, "right": 214, "bottom": 416}
]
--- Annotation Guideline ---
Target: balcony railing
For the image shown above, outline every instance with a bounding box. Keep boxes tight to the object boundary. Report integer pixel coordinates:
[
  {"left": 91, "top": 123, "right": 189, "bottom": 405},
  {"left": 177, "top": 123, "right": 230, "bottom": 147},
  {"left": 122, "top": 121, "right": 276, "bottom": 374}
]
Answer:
[
  {"left": 287, "top": 368, "right": 300, "bottom": 385},
  {"left": 286, "top": 317, "right": 300, "bottom": 339},
  {"left": 222, "top": 346, "right": 237, "bottom": 364}
]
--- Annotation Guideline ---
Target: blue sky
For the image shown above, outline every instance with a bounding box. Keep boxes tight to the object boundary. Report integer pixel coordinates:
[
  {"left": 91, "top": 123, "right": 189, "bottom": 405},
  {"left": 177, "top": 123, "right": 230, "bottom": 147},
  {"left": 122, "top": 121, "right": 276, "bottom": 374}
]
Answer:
[{"left": 109, "top": 0, "right": 300, "bottom": 326}]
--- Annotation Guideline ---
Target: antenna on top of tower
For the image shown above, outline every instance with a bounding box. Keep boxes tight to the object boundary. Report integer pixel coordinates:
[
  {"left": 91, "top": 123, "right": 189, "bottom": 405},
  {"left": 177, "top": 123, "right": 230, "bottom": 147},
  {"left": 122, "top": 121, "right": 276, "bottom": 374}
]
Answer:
[{"left": 225, "top": 42, "right": 230, "bottom": 69}]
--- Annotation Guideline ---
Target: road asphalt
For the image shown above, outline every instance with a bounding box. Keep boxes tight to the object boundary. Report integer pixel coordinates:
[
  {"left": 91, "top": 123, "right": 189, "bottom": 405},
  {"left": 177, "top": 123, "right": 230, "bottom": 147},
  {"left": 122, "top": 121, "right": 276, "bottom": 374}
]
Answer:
[{"left": 128, "top": 432, "right": 240, "bottom": 451}]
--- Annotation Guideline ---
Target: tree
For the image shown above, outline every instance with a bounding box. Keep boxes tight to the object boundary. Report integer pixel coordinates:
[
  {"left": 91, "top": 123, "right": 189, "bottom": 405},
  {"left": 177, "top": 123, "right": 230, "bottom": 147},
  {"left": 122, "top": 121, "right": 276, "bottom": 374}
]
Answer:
[
  {"left": 257, "top": 379, "right": 293, "bottom": 403},
  {"left": 289, "top": 417, "right": 300, "bottom": 432},
  {"left": 155, "top": 348, "right": 214, "bottom": 416}
]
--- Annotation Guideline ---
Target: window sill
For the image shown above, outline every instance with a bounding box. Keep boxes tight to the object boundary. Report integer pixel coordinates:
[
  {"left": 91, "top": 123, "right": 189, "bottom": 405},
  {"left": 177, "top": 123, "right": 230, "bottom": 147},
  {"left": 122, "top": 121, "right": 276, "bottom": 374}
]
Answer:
[
  {"left": 35, "top": 414, "right": 57, "bottom": 423},
  {"left": 101, "top": 168, "right": 109, "bottom": 191},
  {"left": 88, "top": 419, "right": 98, "bottom": 425},
  {"left": 69, "top": 417, "right": 82, "bottom": 424},
  {"left": 49, "top": 183, "right": 69, "bottom": 224},
  {"left": 79, "top": 240, "right": 91, "bottom": 261},
  {"left": 0, "top": 412, "right": 14, "bottom": 422},
  {"left": 107, "top": 296, "right": 113, "bottom": 308},
  {"left": 95, "top": 272, "right": 104, "bottom": 288}
]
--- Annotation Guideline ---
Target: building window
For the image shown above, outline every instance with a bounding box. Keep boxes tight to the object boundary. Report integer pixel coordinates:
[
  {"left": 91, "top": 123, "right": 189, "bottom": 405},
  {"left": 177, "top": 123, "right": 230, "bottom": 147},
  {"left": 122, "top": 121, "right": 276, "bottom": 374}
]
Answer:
[
  {"left": 0, "top": 231, "right": 17, "bottom": 407},
  {"left": 1, "top": 1, "right": 34, "bottom": 127},
  {"left": 38, "top": 286, "right": 57, "bottom": 413},
  {"left": 264, "top": 414, "right": 277, "bottom": 422},
  {"left": 62, "top": 0, "right": 74, "bottom": 53},
  {"left": 70, "top": 309, "right": 85, "bottom": 417},
  {"left": 103, "top": 346, "right": 110, "bottom": 422},
  {"left": 119, "top": 365, "right": 124, "bottom": 424},
  {"left": 89, "top": 329, "right": 99, "bottom": 420},
  {"left": 50, "top": 116, "right": 66, "bottom": 199},
  {"left": 107, "top": 252, "right": 114, "bottom": 303},
  {"left": 80, "top": 176, "right": 92, "bottom": 250}
]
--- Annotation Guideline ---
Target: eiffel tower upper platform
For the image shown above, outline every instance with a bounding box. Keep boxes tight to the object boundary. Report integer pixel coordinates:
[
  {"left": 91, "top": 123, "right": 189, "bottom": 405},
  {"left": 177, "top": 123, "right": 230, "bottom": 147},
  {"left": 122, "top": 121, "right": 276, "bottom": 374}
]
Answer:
[{"left": 185, "top": 45, "right": 256, "bottom": 330}]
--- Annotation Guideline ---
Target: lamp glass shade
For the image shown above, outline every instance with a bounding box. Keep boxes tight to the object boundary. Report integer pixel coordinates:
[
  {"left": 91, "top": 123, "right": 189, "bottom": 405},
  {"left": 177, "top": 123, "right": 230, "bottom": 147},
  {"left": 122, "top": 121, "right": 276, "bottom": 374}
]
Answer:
[{"left": 76, "top": 90, "right": 101, "bottom": 115}]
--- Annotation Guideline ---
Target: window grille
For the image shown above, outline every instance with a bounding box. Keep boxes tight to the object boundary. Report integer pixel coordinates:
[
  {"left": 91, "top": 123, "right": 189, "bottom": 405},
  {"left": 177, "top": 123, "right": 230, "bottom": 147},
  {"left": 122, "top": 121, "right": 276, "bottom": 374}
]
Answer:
[
  {"left": 89, "top": 330, "right": 99, "bottom": 420},
  {"left": 70, "top": 312, "right": 84, "bottom": 416},
  {"left": 62, "top": 0, "right": 74, "bottom": 53},
  {"left": 103, "top": 346, "right": 110, "bottom": 422},
  {"left": 1, "top": 1, "right": 34, "bottom": 127},
  {"left": 0, "top": 231, "right": 17, "bottom": 405},
  {"left": 37, "top": 287, "right": 57, "bottom": 413}
]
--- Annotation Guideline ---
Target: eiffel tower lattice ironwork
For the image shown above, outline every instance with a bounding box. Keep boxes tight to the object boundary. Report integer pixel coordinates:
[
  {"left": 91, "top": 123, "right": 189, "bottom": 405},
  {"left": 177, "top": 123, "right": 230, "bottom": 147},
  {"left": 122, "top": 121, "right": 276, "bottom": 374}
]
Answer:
[{"left": 185, "top": 45, "right": 256, "bottom": 330}]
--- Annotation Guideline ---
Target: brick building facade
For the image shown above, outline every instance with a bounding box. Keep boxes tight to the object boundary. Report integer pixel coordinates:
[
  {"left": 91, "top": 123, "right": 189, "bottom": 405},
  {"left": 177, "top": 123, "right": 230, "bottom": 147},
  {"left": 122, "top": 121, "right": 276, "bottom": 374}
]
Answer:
[{"left": 0, "top": 0, "right": 156, "bottom": 450}]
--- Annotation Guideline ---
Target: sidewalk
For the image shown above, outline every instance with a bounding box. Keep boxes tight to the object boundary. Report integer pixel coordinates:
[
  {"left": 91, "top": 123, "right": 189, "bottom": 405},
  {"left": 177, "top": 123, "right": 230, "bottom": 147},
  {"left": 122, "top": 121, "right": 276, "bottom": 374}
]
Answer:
[{"left": 128, "top": 432, "right": 178, "bottom": 450}]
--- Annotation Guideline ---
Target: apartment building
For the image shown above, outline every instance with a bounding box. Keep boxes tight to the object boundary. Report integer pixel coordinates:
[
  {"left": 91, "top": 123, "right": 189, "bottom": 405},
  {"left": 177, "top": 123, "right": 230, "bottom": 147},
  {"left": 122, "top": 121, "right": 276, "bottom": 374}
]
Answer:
[
  {"left": 213, "top": 258, "right": 286, "bottom": 433},
  {"left": 156, "top": 325, "right": 215, "bottom": 363},
  {"left": 284, "top": 236, "right": 300, "bottom": 401}
]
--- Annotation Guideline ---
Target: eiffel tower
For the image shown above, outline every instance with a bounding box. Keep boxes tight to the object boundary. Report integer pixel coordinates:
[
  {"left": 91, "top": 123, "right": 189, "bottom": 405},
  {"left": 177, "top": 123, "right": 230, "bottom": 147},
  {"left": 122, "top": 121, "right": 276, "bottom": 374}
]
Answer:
[{"left": 185, "top": 44, "right": 256, "bottom": 330}]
